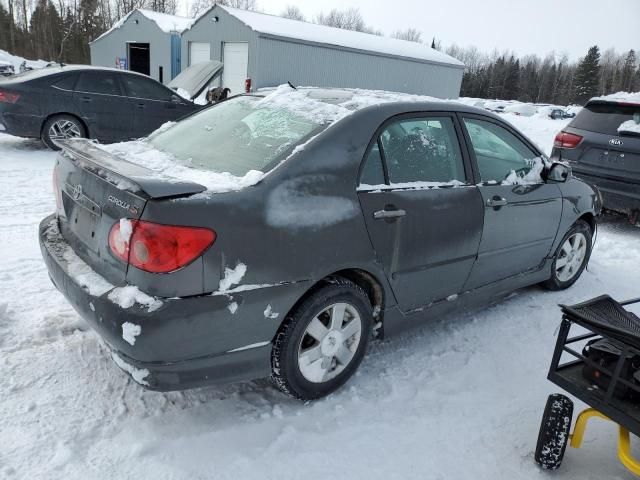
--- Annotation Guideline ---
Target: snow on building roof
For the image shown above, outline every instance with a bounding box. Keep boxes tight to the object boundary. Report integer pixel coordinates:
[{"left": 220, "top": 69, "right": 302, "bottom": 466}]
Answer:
[
  {"left": 207, "top": 6, "right": 464, "bottom": 68},
  {"left": 92, "top": 9, "right": 194, "bottom": 43},
  {"left": 591, "top": 91, "right": 640, "bottom": 105}
]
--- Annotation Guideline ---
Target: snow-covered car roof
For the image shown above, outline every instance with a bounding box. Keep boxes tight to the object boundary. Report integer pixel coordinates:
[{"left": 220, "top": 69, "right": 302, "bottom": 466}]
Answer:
[
  {"left": 92, "top": 9, "right": 194, "bottom": 43},
  {"left": 0, "top": 60, "right": 13, "bottom": 66},
  {"left": 590, "top": 91, "right": 640, "bottom": 105},
  {"left": 191, "top": 6, "right": 464, "bottom": 68}
]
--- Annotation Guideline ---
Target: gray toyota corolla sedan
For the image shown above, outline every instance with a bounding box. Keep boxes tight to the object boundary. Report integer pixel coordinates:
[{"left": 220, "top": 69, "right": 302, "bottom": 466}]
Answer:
[{"left": 39, "top": 87, "right": 601, "bottom": 400}]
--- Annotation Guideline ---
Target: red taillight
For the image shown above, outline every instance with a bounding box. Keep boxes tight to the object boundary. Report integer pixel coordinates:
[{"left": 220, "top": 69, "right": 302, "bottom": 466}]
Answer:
[
  {"left": 108, "top": 219, "right": 216, "bottom": 273},
  {"left": 245, "top": 78, "right": 252, "bottom": 93},
  {"left": 554, "top": 131, "right": 583, "bottom": 149},
  {"left": 0, "top": 90, "right": 20, "bottom": 104}
]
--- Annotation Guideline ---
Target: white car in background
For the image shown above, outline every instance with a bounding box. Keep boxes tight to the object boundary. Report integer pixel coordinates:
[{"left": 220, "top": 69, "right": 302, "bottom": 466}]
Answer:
[{"left": 0, "top": 61, "right": 15, "bottom": 77}]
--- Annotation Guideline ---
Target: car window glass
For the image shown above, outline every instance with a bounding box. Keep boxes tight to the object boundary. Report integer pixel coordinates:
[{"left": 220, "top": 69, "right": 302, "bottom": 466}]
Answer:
[
  {"left": 122, "top": 75, "right": 172, "bottom": 101},
  {"left": 52, "top": 75, "right": 76, "bottom": 91},
  {"left": 463, "top": 118, "right": 540, "bottom": 183},
  {"left": 380, "top": 116, "right": 465, "bottom": 184},
  {"left": 359, "top": 142, "right": 385, "bottom": 186},
  {"left": 75, "top": 72, "right": 120, "bottom": 96}
]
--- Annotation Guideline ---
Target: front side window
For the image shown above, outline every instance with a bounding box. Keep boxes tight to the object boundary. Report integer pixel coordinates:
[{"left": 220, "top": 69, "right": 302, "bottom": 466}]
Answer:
[
  {"left": 379, "top": 116, "right": 466, "bottom": 184},
  {"left": 122, "top": 75, "right": 172, "bottom": 101},
  {"left": 75, "top": 72, "right": 121, "bottom": 96},
  {"left": 463, "top": 118, "right": 541, "bottom": 183}
]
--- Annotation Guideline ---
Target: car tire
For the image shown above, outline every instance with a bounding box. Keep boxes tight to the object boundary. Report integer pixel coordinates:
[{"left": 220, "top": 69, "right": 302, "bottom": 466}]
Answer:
[
  {"left": 534, "top": 393, "right": 574, "bottom": 470},
  {"left": 42, "top": 114, "right": 87, "bottom": 150},
  {"left": 542, "top": 220, "right": 592, "bottom": 291},
  {"left": 271, "top": 279, "right": 373, "bottom": 401}
]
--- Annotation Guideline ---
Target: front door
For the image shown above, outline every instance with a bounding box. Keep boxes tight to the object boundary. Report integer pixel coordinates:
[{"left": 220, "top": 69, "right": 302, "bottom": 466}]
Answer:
[
  {"left": 357, "top": 114, "right": 484, "bottom": 312},
  {"left": 120, "top": 73, "right": 194, "bottom": 137},
  {"left": 73, "top": 71, "right": 133, "bottom": 142},
  {"left": 460, "top": 115, "right": 563, "bottom": 289}
]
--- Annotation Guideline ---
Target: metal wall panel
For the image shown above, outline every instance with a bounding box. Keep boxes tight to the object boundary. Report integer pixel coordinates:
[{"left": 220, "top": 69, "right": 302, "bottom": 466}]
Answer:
[
  {"left": 254, "top": 37, "right": 463, "bottom": 98},
  {"left": 89, "top": 11, "right": 173, "bottom": 85}
]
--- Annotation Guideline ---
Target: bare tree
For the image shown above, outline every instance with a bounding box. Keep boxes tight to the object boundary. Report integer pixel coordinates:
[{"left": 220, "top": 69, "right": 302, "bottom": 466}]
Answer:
[
  {"left": 391, "top": 28, "right": 422, "bottom": 43},
  {"left": 280, "top": 4, "right": 304, "bottom": 21}
]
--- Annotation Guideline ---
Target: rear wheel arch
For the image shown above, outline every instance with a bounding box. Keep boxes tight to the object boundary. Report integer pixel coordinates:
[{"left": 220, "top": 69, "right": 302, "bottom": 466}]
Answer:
[
  {"left": 274, "top": 268, "right": 386, "bottom": 342},
  {"left": 41, "top": 112, "right": 89, "bottom": 138}
]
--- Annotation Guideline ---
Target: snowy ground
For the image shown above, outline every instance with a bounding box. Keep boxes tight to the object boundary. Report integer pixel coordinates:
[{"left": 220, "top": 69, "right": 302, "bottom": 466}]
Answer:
[{"left": 1, "top": 114, "right": 639, "bottom": 480}]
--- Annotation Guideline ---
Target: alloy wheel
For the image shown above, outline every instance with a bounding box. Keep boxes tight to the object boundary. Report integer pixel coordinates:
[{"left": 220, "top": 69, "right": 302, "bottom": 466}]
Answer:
[
  {"left": 555, "top": 232, "right": 587, "bottom": 282},
  {"left": 297, "top": 302, "right": 362, "bottom": 383},
  {"left": 48, "top": 120, "right": 82, "bottom": 145}
]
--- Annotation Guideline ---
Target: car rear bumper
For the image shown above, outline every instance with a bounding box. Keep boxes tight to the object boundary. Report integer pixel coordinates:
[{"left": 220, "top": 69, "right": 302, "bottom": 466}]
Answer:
[
  {"left": 0, "top": 111, "right": 42, "bottom": 138},
  {"left": 39, "top": 214, "right": 307, "bottom": 391},
  {"left": 572, "top": 168, "right": 640, "bottom": 213}
]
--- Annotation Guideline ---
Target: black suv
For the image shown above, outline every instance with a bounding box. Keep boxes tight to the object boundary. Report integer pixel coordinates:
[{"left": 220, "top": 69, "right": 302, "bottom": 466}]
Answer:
[{"left": 551, "top": 96, "right": 640, "bottom": 221}]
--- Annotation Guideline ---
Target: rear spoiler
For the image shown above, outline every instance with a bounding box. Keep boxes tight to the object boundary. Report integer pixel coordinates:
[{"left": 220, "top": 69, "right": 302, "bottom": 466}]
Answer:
[{"left": 59, "top": 139, "right": 207, "bottom": 199}]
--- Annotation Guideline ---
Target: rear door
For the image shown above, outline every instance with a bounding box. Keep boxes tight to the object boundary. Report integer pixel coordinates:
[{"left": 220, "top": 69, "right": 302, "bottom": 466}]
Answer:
[
  {"left": 222, "top": 42, "right": 248, "bottom": 95},
  {"left": 120, "top": 73, "right": 194, "bottom": 138},
  {"left": 73, "top": 71, "right": 133, "bottom": 142},
  {"left": 460, "top": 115, "right": 563, "bottom": 289},
  {"left": 357, "top": 113, "right": 484, "bottom": 312}
]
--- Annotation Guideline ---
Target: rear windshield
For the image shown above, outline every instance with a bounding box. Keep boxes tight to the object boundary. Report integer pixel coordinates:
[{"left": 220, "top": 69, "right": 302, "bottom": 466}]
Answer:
[
  {"left": 148, "top": 96, "right": 326, "bottom": 176},
  {"left": 571, "top": 102, "right": 640, "bottom": 135}
]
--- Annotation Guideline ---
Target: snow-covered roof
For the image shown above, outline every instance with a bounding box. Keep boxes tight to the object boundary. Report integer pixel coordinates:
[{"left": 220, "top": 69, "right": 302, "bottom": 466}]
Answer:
[
  {"left": 197, "top": 6, "right": 464, "bottom": 68},
  {"left": 591, "top": 91, "right": 640, "bottom": 105},
  {"left": 92, "top": 9, "right": 194, "bottom": 43}
]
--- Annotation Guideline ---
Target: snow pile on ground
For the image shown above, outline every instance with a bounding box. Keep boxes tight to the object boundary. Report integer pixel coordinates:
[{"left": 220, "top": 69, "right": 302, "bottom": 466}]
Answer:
[
  {"left": 1, "top": 110, "right": 638, "bottom": 480},
  {"left": 592, "top": 91, "right": 640, "bottom": 104},
  {"left": 504, "top": 103, "right": 538, "bottom": 117},
  {"left": 0, "top": 49, "right": 49, "bottom": 71}
]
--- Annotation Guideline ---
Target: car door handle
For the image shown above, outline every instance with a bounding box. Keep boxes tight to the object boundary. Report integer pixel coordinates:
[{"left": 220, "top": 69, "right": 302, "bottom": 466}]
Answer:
[
  {"left": 80, "top": 96, "right": 92, "bottom": 103},
  {"left": 137, "top": 103, "right": 146, "bottom": 109},
  {"left": 486, "top": 196, "right": 508, "bottom": 208},
  {"left": 373, "top": 209, "right": 406, "bottom": 220}
]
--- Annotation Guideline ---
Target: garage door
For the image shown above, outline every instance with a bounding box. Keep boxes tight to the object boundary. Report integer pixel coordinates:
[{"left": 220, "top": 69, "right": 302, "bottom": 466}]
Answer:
[
  {"left": 222, "top": 42, "right": 249, "bottom": 95},
  {"left": 189, "top": 42, "right": 210, "bottom": 66}
]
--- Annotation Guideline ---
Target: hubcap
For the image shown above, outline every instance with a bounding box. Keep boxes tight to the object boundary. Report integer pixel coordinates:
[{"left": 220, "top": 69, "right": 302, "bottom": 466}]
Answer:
[
  {"left": 555, "top": 232, "right": 587, "bottom": 282},
  {"left": 297, "top": 302, "right": 362, "bottom": 383},
  {"left": 49, "top": 120, "right": 82, "bottom": 145}
]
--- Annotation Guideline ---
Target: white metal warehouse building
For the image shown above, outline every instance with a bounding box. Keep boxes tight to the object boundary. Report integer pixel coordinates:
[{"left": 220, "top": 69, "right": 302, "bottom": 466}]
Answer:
[{"left": 90, "top": 5, "right": 465, "bottom": 98}]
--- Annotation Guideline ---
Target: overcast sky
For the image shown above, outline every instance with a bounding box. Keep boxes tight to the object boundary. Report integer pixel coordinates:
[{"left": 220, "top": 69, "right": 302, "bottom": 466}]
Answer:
[{"left": 183, "top": 0, "right": 640, "bottom": 60}]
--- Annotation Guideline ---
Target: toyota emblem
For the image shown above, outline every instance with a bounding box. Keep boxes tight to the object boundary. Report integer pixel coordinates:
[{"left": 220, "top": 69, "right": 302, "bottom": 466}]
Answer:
[{"left": 72, "top": 184, "right": 82, "bottom": 200}]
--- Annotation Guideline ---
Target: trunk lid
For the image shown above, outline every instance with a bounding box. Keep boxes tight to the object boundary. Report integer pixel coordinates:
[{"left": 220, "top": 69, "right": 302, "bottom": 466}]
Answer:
[
  {"left": 54, "top": 139, "right": 206, "bottom": 285},
  {"left": 168, "top": 60, "right": 223, "bottom": 100}
]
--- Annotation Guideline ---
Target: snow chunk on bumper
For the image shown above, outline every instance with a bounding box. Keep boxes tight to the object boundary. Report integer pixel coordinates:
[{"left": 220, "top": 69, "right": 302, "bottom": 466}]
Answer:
[
  {"left": 108, "top": 286, "right": 163, "bottom": 313},
  {"left": 111, "top": 352, "right": 150, "bottom": 386}
]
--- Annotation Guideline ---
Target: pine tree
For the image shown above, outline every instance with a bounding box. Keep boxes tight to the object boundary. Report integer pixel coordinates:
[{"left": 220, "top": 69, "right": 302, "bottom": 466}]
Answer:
[
  {"left": 620, "top": 50, "right": 637, "bottom": 92},
  {"left": 573, "top": 46, "right": 601, "bottom": 104},
  {"left": 0, "top": 2, "right": 14, "bottom": 52}
]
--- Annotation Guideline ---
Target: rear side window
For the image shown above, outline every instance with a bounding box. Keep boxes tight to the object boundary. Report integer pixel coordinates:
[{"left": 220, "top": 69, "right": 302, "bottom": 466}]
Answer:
[
  {"left": 380, "top": 116, "right": 466, "bottom": 184},
  {"left": 122, "top": 75, "right": 172, "bottom": 101},
  {"left": 571, "top": 103, "right": 640, "bottom": 135},
  {"left": 52, "top": 75, "right": 76, "bottom": 91},
  {"left": 75, "top": 72, "right": 121, "bottom": 96}
]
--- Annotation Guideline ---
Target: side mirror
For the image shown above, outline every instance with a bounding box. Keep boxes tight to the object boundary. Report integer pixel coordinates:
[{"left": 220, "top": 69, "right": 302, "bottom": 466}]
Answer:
[{"left": 547, "top": 162, "right": 571, "bottom": 183}]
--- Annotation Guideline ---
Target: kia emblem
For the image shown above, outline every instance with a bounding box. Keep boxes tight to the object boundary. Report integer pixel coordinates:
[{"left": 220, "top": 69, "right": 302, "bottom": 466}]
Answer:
[{"left": 609, "top": 138, "right": 623, "bottom": 146}]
